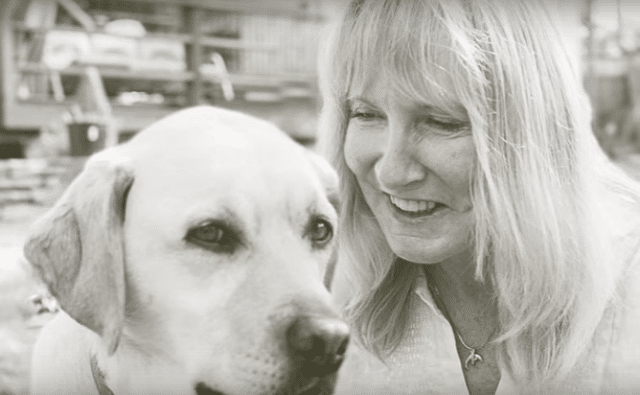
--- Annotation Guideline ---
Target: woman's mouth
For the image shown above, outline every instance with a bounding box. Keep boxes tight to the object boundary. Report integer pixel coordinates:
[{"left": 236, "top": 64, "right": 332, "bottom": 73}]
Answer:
[{"left": 388, "top": 195, "right": 445, "bottom": 217}]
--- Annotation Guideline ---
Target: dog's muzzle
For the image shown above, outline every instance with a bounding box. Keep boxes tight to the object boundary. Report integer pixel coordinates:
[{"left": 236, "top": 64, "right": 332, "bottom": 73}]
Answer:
[
  {"left": 195, "top": 315, "right": 349, "bottom": 395},
  {"left": 284, "top": 315, "right": 350, "bottom": 395},
  {"left": 287, "top": 315, "right": 350, "bottom": 376}
]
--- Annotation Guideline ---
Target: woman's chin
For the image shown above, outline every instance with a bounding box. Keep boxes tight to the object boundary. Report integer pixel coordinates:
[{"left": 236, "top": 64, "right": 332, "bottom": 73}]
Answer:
[{"left": 386, "top": 237, "right": 472, "bottom": 265}]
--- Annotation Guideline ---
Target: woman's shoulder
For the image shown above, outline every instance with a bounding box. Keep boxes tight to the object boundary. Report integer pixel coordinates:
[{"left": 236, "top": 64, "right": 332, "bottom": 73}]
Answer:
[
  {"left": 593, "top": 228, "right": 640, "bottom": 391},
  {"left": 598, "top": 259, "right": 640, "bottom": 392}
]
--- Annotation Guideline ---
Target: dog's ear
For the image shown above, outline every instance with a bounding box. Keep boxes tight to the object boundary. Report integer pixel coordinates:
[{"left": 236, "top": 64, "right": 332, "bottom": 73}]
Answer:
[
  {"left": 304, "top": 149, "right": 340, "bottom": 213},
  {"left": 24, "top": 158, "right": 133, "bottom": 355}
]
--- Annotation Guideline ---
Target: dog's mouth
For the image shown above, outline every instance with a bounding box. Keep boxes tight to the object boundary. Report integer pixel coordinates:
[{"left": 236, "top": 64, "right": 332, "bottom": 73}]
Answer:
[
  {"left": 292, "top": 374, "right": 338, "bottom": 395},
  {"left": 195, "top": 372, "right": 337, "bottom": 395}
]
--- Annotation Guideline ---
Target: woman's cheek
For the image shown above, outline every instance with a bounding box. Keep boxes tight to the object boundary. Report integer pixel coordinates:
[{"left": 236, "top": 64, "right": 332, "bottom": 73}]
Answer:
[
  {"left": 344, "top": 125, "right": 385, "bottom": 177},
  {"left": 343, "top": 127, "right": 367, "bottom": 174}
]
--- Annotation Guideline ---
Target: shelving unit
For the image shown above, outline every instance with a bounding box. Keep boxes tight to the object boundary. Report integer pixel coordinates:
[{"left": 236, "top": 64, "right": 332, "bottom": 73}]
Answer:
[{"left": 0, "top": 0, "right": 327, "bottom": 152}]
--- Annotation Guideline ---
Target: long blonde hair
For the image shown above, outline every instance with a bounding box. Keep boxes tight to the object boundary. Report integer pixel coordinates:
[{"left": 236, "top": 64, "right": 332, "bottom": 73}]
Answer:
[{"left": 318, "top": 0, "right": 640, "bottom": 389}]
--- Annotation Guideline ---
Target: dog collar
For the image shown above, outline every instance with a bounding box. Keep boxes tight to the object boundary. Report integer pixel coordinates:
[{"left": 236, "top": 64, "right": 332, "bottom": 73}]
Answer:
[{"left": 90, "top": 354, "right": 114, "bottom": 395}]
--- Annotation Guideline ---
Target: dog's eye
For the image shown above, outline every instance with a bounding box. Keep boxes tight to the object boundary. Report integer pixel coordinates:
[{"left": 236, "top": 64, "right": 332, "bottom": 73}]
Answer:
[
  {"left": 306, "top": 217, "right": 333, "bottom": 248},
  {"left": 187, "top": 222, "right": 239, "bottom": 253}
]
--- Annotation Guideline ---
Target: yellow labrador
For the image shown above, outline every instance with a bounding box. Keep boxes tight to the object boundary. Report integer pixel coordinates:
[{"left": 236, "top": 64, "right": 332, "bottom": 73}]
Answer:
[{"left": 24, "top": 106, "right": 348, "bottom": 395}]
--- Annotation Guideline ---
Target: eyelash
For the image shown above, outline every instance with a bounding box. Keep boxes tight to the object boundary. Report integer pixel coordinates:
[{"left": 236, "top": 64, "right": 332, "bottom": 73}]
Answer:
[
  {"left": 422, "top": 117, "right": 470, "bottom": 133},
  {"left": 349, "top": 109, "right": 384, "bottom": 121},
  {"left": 186, "top": 220, "right": 242, "bottom": 254},
  {"left": 349, "top": 108, "right": 469, "bottom": 134}
]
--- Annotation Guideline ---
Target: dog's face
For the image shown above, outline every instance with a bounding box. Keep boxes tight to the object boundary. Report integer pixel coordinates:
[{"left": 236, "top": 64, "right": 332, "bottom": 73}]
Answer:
[{"left": 24, "top": 107, "right": 348, "bottom": 395}]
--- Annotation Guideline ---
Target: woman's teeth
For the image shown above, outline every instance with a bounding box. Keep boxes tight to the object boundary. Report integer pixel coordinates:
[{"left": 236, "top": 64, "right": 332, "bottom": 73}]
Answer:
[{"left": 389, "top": 195, "right": 439, "bottom": 213}]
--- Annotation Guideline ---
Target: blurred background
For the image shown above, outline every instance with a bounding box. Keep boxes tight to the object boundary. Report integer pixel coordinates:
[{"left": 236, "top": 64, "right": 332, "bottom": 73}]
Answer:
[{"left": 0, "top": 0, "right": 640, "bottom": 394}]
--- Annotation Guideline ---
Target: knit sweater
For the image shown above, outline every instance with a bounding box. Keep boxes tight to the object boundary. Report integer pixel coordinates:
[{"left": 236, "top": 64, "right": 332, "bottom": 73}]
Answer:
[{"left": 333, "top": 265, "right": 640, "bottom": 394}]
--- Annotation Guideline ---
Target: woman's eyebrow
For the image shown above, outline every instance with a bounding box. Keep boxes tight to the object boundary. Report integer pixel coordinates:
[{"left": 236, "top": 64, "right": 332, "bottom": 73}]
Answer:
[{"left": 346, "top": 96, "right": 366, "bottom": 105}]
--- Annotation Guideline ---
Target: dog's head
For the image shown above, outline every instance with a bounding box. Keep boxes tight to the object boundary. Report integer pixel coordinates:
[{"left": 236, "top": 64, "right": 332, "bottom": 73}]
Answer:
[{"left": 24, "top": 106, "right": 348, "bottom": 395}]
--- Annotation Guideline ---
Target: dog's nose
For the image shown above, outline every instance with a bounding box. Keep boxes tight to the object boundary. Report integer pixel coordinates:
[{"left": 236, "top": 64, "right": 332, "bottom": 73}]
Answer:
[{"left": 287, "top": 316, "right": 350, "bottom": 376}]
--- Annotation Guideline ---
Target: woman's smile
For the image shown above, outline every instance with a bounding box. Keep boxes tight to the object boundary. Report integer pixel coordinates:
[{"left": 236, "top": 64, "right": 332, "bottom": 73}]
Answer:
[{"left": 388, "top": 194, "right": 448, "bottom": 217}]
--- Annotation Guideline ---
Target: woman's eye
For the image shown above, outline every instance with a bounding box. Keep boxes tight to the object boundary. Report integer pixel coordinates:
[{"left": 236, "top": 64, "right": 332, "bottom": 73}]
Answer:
[
  {"left": 306, "top": 217, "right": 334, "bottom": 247},
  {"left": 349, "top": 108, "right": 384, "bottom": 122},
  {"left": 187, "top": 222, "right": 239, "bottom": 253},
  {"left": 421, "top": 116, "right": 470, "bottom": 134},
  {"left": 351, "top": 111, "right": 377, "bottom": 119}
]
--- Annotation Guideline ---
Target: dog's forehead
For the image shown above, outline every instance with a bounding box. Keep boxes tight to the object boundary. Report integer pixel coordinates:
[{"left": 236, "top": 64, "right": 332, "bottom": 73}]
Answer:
[
  {"left": 126, "top": 152, "right": 332, "bottom": 240},
  {"left": 136, "top": 123, "right": 306, "bottom": 172},
  {"left": 123, "top": 106, "right": 307, "bottom": 173},
  {"left": 121, "top": 107, "right": 331, "bottom": 219}
]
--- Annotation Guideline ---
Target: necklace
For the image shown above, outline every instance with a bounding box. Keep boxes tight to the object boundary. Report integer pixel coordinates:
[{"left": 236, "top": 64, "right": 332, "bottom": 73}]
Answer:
[
  {"left": 427, "top": 275, "right": 493, "bottom": 370},
  {"left": 455, "top": 328, "right": 487, "bottom": 370}
]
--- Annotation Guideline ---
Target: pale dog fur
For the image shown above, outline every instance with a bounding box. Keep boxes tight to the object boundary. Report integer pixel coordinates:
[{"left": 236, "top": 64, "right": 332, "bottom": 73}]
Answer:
[{"left": 24, "top": 106, "right": 347, "bottom": 395}]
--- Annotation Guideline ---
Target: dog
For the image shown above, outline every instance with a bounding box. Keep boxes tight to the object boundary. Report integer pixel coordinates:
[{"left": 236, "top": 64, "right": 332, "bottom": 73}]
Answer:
[{"left": 24, "top": 106, "right": 349, "bottom": 395}]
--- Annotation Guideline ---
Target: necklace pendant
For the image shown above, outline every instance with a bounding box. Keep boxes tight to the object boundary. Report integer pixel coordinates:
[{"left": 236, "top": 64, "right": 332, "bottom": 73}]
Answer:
[{"left": 464, "top": 349, "right": 483, "bottom": 370}]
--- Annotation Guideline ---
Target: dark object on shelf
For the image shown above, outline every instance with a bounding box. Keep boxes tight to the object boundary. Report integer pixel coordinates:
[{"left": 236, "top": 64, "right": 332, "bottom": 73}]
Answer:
[{"left": 68, "top": 122, "right": 106, "bottom": 156}]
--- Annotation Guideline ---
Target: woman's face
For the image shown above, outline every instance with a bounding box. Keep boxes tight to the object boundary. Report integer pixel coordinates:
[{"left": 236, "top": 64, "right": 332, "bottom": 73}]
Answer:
[{"left": 344, "top": 77, "right": 476, "bottom": 264}]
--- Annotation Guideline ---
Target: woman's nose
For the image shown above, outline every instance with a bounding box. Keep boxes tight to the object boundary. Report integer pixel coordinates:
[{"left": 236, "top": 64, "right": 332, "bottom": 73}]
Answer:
[{"left": 374, "top": 131, "right": 425, "bottom": 190}]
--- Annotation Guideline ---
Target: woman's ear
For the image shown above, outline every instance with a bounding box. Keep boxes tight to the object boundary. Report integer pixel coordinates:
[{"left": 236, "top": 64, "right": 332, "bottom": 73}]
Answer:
[{"left": 23, "top": 157, "right": 134, "bottom": 355}]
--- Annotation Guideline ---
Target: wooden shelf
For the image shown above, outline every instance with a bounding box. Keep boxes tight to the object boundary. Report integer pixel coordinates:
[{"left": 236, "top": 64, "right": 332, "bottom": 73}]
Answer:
[
  {"left": 199, "top": 36, "right": 277, "bottom": 51},
  {"left": 17, "top": 62, "right": 317, "bottom": 89},
  {"left": 2, "top": 100, "right": 174, "bottom": 131},
  {"left": 116, "top": 0, "right": 325, "bottom": 21},
  {"left": 18, "top": 62, "right": 195, "bottom": 82},
  {"left": 229, "top": 73, "right": 317, "bottom": 88},
  {"left": 13, "top": 23, "right": 188, "bottom": 41},
  {"left": 3, "top": 99, "right": 319, "bottom": 142},
  {"left": 92, "top": 11, "right": 181, "bottom": 28},
  {"left": 13, "top": 23, "right": 279, "bottom": 51}
]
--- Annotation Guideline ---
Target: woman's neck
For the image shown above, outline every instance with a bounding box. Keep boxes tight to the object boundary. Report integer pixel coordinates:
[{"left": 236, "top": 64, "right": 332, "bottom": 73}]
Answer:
[
  {"left": 424, "top": 249, "right": 489, "bottom": 297},
  {"left": 423, "top": 251, "right": 498, "bottom": 347}
]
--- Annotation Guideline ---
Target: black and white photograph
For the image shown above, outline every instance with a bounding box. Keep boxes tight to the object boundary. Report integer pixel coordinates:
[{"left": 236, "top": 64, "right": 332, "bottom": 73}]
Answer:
[{"left": 1, "top": 0, "right": 640, "bottom": 394}]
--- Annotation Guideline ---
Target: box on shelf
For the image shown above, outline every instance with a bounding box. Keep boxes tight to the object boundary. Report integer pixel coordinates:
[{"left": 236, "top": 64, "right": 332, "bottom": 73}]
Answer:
[{"left": 41, "top": 29, "right": 186, "bottom": 72}]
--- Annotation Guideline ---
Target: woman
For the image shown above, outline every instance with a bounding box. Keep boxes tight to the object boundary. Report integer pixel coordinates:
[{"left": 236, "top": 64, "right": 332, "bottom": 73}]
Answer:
[{"left": 318, "top": 0, "right": 640, "bottom": 393}]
